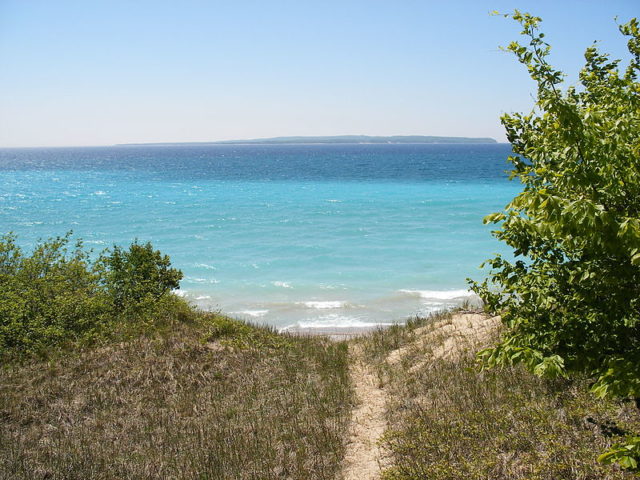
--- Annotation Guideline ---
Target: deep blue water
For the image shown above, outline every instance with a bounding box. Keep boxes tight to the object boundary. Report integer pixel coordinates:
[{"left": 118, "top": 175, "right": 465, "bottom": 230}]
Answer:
[{"left": 0, "top": 144, "right": 519, "bottom": 329}]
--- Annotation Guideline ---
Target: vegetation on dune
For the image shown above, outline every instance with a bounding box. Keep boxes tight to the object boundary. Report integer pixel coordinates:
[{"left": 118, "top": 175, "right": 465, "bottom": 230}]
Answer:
[
  {"left": 470, "top": 12, "right": 640, "bottom": 471},
  {"left": 0, "top": 233, "right": 352, "bottom": 479},
  {"left": 4, "top": 11, "right": 640, "bottom": 479},
  {"left": 2, "top": 229, "right": 637, "bottom": 478},
  {"left": 359, "top": 313, "right": 640, "bottom": 480},
  {"left": 0, "top": 313, "right": 352, "bottom": 479},
  {"left": 0, "top": 233, "right": 183, "bottom": 358}
]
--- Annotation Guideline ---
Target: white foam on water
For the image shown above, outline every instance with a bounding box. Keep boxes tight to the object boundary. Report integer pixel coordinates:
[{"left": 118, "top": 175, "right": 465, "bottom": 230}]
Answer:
[
  {"left": 319, "top": 283, "right": 346, "bottom": 290},
  {"left": 417, "top": 304, "right": 451, "bottom": 315},
  {"left": 399, "top": 289, "right": 473, "bottom": 300},
  {"left": 195, "top": 295, "right": 211, "bottom": 300},
  {"left": 185, "top": 276, "right": 219, "bottom": 284},
  {"left": 234, "top": 310, "right": 269, "bottom": 318},
  {"left": 299, "top": 301, "right": 346, "bottom": 309},
  {"left": 272, "top": 281, "right": 292, "bottom": 288},
  {"left": 195, "top": 263, "right": 217, "bottom": 270},
  {"left": 283, "top": 314, "right": 394, "bottom": 330},
  {"left": 173, "top": 289, "right": 187, "bottom": 297}
]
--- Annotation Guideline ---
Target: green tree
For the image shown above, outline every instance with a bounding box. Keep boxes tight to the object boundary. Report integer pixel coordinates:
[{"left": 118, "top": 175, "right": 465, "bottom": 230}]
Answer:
[
  {"left": 101, "top": 240, "right": 183, "bottom": 314},
  {"left": 470, "top": 12, "right": 640, "bottom": 471}
]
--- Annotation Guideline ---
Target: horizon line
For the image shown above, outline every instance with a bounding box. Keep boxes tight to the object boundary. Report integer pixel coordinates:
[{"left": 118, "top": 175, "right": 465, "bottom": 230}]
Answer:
[{"left": 0, "top": 134, "right": 504, "bottom": 149}]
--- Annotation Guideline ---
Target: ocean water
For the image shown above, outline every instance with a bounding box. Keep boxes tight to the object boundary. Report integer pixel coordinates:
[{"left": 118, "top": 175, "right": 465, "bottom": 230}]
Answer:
[{"left": 0, "top": 144, "right": 520, "bottom": 330}]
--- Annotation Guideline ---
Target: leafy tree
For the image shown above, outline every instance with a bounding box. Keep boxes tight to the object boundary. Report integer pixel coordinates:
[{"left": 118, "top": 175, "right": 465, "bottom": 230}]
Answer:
[
  {"left": 101, "top": 240, "right": 183, "bottom": 315},
  {"left": 470, "top": 12, "right": 640, "bottom": 471}
]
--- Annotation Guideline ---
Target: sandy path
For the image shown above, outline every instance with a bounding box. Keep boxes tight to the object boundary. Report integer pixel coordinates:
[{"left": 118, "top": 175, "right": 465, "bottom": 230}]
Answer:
[
  {"left": 341, "top": 343, "right": 388, "bottom": 480},
  {"left": 341, "top": 313, "right": 500, "bottom": 479}
]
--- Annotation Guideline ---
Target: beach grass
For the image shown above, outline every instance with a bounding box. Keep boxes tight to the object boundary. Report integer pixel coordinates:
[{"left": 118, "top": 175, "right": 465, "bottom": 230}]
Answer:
[
  {"left": 0, "top": 312, "right": 352, "bottom": 480},
  {"left": 2, "top": 306, "right": 638, "bottom": 479},
  {"left": 357, "top": 313, "right": 640, "bottom": 480}
]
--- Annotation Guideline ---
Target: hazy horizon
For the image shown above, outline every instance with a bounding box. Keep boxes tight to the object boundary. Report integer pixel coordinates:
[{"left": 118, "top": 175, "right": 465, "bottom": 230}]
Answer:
[
  {"left": 1, "top": 0, "right": 637, "bottom": 148},
  {"left": 0, "top": 134, "right": 504, "bottom": 149},
  {"left": 0, "top": 134, "right": 508, "bottom": 149}
]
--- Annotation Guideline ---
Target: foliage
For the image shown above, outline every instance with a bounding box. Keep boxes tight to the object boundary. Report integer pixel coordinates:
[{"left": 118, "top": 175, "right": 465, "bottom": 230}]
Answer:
[
  {"left": 101, "top": 240, "right": 183, "bottom": 316},
  {"left": 357, "top": 312, "right": 638, "bottom": 480},
  {"left": 0, "top": 232, "right": 183, "bottom": 357},
  {"left": 469, "top": 12, "right": 640, "bottom": 472},
  {"left": 600, "top": 437, "right": 640, "bottom": 472}
]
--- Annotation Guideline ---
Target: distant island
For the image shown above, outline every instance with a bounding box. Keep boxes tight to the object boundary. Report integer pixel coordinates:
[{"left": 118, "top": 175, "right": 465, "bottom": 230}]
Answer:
[{"left": 123, "top": 135, "right": 497, "bottom": 146}]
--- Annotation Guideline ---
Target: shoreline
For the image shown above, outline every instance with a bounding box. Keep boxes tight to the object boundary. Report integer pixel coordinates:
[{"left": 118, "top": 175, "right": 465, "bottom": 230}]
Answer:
[{"left": 284, "top": 325, "right": 383, "bottom": 341}]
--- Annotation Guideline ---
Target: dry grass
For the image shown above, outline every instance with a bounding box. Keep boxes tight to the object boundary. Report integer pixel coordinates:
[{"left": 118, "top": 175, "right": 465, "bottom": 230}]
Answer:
[
  {"left": 3, "top": 307, "right": 639, "bottom": 479},
  {"left": 0, "top": 314, "right": 352, "bottom": 479},
  {"left": 359, "top": 311, "right": 640, "bottom": 480}
]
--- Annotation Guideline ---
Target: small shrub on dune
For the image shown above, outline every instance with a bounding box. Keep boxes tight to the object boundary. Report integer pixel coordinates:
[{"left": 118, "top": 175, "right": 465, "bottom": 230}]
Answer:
[{"left": 0, "top": 232, "right": 184, "bottom": 358}]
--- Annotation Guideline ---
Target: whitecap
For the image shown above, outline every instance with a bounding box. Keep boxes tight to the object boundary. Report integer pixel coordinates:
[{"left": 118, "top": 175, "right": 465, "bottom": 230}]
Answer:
[
  {"left": 234, "top": 310, "right": 269, "bottom": 318},
  {"left": 185, "top": 276, "right": 219, "bottom": 284},
  {"left": 272, "top": 281, "right": 292, "bottom": 288},
  {"left": 299, "top": 301, "right": 346, "bottom": 309},
  {"left": 398, "top": 289, "right": 473, "bottom": 300},
  {"left": 284, "top": 314, "right": 394, "bottom": 330},
  {"left": 195, "top": 263, "right": 217, "bottom": 270}
]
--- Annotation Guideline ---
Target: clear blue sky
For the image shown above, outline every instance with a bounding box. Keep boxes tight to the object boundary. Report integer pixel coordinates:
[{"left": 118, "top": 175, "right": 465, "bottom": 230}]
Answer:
[{"left": 0, "top": 0, "right": 637, "bottom": 147}]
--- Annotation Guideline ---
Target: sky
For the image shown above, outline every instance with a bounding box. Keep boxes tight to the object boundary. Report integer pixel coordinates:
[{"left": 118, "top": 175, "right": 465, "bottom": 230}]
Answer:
[{"left": 0, "top": 0, "right": 637, "bottom": 147}]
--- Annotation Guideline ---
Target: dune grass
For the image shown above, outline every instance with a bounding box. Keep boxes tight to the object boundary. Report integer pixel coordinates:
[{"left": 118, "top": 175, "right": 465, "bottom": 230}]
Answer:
[
  {"left": 0, "top": 312, "right": 352, "bottom": 480},
  {"left": 358, "top": 312, "right": 640, "bottom": 480},
  {"left": 3, "top": 304, "right": 639, "bottom": 479}
]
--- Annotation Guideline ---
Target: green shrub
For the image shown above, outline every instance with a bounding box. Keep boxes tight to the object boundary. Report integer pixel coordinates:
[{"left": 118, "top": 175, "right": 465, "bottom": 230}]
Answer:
[
  {"left": 101, "top": 240, "right": 182, "bottom": 315},
  {"left": 470, "top": 12, "right": 640, "bottom": 472},
  {"left": 0, "top": 233, "right": 183, "bottom": 358}
]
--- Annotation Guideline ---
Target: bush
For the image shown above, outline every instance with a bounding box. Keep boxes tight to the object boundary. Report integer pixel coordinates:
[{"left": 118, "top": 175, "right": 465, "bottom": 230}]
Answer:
[
  {"left": 470, "top": 12, "right": 640, "bottom": 471},
  {"left": 101, "top": 240, "right": 183, "bottom": 317},
  {"left": 0, "top": 233, "right": 183, "bottom": 357}
]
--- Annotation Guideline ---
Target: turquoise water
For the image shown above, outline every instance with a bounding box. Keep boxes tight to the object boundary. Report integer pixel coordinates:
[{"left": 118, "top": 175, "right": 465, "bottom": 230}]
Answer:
[{"left": 0, "top": 144, "right": 520, "bottom": 329}]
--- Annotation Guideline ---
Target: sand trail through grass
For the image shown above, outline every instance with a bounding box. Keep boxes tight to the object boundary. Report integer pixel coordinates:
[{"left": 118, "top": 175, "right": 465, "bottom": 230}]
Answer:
[
  {"left": 342, "top": 343, "right": 388, "bottom": 480},
  {"left": 342, "top": 313, "right": 500, "bottom": 479},
  {"left": 358, "top": 312, "right": 639, "bottom": 480}
]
